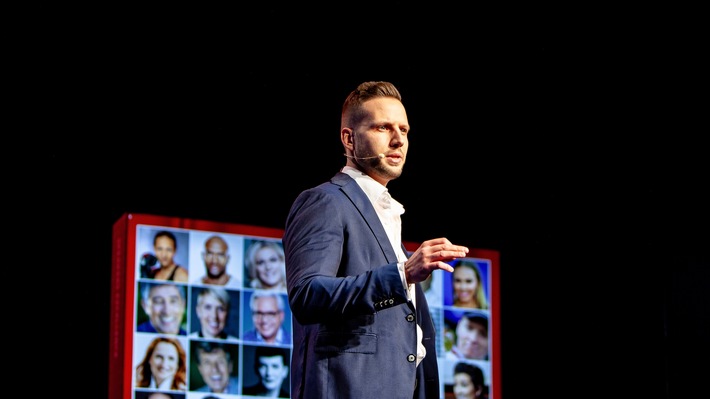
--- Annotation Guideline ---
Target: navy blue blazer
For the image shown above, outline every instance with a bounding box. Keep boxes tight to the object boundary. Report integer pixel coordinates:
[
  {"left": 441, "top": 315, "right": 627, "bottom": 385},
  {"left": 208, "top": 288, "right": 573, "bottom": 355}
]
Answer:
[{"left": 283, "top": 172, "right": 440, "bottom": 399}]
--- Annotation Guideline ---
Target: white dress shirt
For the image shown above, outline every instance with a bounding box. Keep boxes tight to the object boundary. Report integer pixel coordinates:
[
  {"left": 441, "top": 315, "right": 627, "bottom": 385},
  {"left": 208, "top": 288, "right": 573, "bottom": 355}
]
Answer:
[{"left": 341, "top": 166, "right": 426, "bottom": 366}]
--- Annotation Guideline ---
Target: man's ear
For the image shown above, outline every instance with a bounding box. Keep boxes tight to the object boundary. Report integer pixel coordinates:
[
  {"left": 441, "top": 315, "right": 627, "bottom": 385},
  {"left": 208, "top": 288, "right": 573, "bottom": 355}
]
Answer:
[{"left": 341, "top": 128, "right": 354, "bottom": 149}]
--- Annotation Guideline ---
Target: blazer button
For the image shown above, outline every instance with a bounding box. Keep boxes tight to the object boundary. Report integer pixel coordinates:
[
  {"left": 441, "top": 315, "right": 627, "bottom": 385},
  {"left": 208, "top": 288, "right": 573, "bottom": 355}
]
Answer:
[
  {"left": 407, "top": 354, "right": 416, "bottom": 362},
  {"left": 406, "top": 314, "right": 415, "bottom": 322}
]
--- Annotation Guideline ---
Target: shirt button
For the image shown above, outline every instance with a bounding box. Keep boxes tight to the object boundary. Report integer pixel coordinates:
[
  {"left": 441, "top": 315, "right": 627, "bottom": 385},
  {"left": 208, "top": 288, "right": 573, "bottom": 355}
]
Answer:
[
  {"left": 407, "top": 354, "right": 416, "bottom": 362},
  {"left": 406, "top": 314, "right": 415, "bottom": 322}
]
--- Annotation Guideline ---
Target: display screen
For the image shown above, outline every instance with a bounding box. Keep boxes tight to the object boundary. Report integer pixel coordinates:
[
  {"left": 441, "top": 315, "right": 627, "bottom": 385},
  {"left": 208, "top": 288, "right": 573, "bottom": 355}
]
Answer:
[{"left": 111, "top": 213, "right": 500, "bottom": 399}]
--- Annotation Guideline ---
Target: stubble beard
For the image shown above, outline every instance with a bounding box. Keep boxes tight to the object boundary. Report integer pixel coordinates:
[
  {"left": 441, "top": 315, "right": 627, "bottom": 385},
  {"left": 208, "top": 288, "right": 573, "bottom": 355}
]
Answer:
[
  {"left": 353, "top": 142, "right": 405, "bottom": 181},
  {"left": 371, "top": 159, "right": 403, "bottom": 181}
]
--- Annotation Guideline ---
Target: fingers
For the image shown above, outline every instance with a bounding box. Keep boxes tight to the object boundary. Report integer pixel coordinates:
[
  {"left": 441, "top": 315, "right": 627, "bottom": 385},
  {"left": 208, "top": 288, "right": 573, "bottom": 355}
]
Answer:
[
  {"left": 421, "top": 239, "right": 469, "bottom": 273},
  {"left": 425, "top": 238, "right": 469, "bottom": 255},
  {"left": 435, "top": 243, "right": 469, "bottom": 259},
  {"left": 413, "top": 238, "right": 469, "bottom": 275},
  {"left": 437, "top": 249, "right": 468, "bottom": 259},
  {"left": 424, "top": 237, "right": 452, "bottom": 246},
  {"left": 435, "top": 261, "right": 454, "bottom": 273}
]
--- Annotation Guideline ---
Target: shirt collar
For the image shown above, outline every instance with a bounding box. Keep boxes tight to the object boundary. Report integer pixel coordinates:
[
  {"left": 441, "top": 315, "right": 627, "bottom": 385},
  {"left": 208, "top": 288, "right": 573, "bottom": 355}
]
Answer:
[{"left": 341, "top": 166, "right": 405, "bottom": 215}]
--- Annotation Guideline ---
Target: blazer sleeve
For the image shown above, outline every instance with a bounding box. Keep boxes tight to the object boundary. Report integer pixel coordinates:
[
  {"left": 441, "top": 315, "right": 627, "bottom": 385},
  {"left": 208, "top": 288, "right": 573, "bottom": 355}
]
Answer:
[{"left": 283, "top": 183, "right": 410, "bottom": 325}]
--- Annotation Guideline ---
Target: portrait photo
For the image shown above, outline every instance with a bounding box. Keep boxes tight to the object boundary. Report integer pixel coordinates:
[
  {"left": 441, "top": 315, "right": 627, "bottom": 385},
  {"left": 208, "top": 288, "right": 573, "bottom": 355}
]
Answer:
[
  {"left": 443, "top": 258, "right": 490, "bottom": 310},
  {"left": 441, "top": 358, "right": 490, "bottom": 399},
  {"left": 135, "top": 390, "right": 186, "bottom": 399},
  {"left": 185, "top": 392, "right": 232, "bottom": 399},
  {"left": 242, "top": 290, "right": 292, "bottom": 346},
  {"left": 133, "top": 334, "right": 189, "bottom": 391},
  {"left": 243, "top": 238, "right": 287, "bottom": 291},
  {"left": 136, "top": 281, "right": 188, "bottom": 336},
  {"left": 242, "top": 344, "right": 291, "bottom": 398},
  {"left": 136, "top": 226, "right": 190, "bottom": 282},
  {"left": 189, "top": 230, "right": 244, "bottom": 289},
  {"left": 443, "top": 309, "right": 490, "bottom": 362},
  {"left": 422, "top": 269, "right": 444, "bottom": 308},
  {"left": 189, "top": 285, "right": 240, "bottom": 340},
  {"left": 188, "top": 340, "right": 240, "bottom": 395}
]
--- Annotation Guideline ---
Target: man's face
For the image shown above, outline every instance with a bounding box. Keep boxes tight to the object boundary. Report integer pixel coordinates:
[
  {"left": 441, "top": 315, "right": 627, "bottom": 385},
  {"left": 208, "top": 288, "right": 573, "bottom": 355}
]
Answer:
[
  {"left": 455, "top": 317, "right": 489, "bottom": 360},
  {"left": 196, "top": 293, "right": 228, "bottom": 338},
  {"left": 256, "top": 355, "right": 289, "bottom": 391},
  {"left": 197, "top": 349, "right": 232, "bottom": 393},
  {"left": 351, "top": 97, "right": 409, "bottom": 184},
  {"left": 203, "top": 239, "right": 229, "bottom": 278},
  {"left": 143, "top": 285, "right": 185, "bottom": 334},
  {"left": 252, "top": 296, "right": 284, "bottom": 342}
]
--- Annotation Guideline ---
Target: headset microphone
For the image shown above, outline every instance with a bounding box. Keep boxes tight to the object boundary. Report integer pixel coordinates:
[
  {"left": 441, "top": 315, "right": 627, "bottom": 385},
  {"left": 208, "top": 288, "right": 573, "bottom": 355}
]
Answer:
[{"left": 344, "top": 153, "right": 385, "bottom": 160}]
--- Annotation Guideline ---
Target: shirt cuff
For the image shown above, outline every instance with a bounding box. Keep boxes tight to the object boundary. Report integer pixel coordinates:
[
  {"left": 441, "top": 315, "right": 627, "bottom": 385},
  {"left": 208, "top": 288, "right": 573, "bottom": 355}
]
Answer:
[{"left": 397, "top": 261, "right": 412, "bottom": 300}]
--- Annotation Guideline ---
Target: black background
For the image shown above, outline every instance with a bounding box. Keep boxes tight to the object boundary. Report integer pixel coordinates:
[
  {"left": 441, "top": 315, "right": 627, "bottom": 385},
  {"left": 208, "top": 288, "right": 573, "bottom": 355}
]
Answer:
[{"left": 33, "top": 6, "right": 706, "bottom": 398}]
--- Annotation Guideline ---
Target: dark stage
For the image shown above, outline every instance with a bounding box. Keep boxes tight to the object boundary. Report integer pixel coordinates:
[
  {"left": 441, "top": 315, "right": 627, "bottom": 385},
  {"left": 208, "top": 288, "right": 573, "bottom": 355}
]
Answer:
[{"left": 36, "top": 10, "right": 706, "bottom": 398}]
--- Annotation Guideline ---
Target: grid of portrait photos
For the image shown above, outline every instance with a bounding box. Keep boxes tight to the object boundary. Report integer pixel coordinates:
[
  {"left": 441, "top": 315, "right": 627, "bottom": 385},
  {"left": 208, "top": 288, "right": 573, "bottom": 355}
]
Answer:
[
  {"left": 131, "top": 224, "right": 293, "bottom": 399},
  {"left": 422, "top": 256, "right": 496, "bottom": 399},
  {"left": 114, "top": 214, "right": 499, "bottom": 399}
]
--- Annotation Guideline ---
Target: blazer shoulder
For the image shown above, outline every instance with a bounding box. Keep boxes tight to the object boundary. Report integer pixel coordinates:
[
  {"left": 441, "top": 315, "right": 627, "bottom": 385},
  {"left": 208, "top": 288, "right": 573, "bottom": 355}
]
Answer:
[
  {"left": 300, "top": 172, "right": 358, "bottom": 198},
  {"left": 330, "top": 171, "right": 355, "bottom": 187}
]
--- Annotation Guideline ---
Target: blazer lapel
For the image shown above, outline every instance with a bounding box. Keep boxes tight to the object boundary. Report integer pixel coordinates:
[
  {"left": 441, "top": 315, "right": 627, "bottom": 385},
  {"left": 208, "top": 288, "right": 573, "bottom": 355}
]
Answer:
[{"left": 333, "top": 172, "right": 399, "bottom": 264}]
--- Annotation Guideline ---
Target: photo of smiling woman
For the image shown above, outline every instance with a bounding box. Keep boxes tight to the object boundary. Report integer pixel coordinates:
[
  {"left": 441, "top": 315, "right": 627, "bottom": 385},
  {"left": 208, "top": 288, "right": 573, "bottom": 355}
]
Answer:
[
  {"left": 244, "top": 239, "right": 287, "bottom": 291},
  {"left": 445, "top": 259, "right": 489, "bottom": 309},
  {"left": 134, "top": 336, "right": 188, "bottom": 391}
]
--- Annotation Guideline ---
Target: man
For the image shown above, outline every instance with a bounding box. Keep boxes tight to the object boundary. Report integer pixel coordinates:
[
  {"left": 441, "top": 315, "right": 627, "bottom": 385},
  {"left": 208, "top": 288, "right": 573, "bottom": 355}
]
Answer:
[
  {"left": 137, "top": 282, "right": 187, "bottom": 335},
  {"left": 283, "top": 81, "right": 470, "bottom": 398},
  {"left": 445, "top": 310, "right": 489, "bottom": 361},
  {"left": 192, "top": 341, "right": 240, "bottom": 394},
  {"left": 242, "top": 290, "right": 291, "bottom": 345},
  {"left": 194, "top": 234, "right": 240, "bottom": 288},
  {"left": 242, "top": 346, "right": 290, "bottom": 397},
  {"left": 189, "top": 287, "right": 238, "bottom": 340}
]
